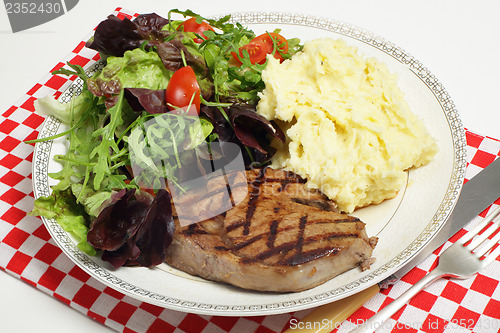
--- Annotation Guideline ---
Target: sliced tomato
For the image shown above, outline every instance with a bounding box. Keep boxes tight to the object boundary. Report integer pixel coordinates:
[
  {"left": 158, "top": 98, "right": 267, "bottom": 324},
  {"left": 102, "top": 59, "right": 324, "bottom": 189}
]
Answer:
[
  {"left": 232, "top": 32, "right": 289, "bottom": 65},
  {"left": 177, "top": 17, "right": 214, "bottom": 43},
  {"left": 251, "top": 32, "right": 289, "bottom": 62},
  {"left": 165, "top": 66, "right": 201, "bottom": 116},
  {"left": 231, "top": 42, "right": 268, "bottom": 65}
]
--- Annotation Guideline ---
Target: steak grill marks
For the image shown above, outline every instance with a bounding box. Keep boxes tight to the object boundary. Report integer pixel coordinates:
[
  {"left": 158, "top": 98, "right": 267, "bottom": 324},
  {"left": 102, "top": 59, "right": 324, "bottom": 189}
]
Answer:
[
  {"left": 223, "top": 171, "right": 236, "bottom": 207},
  {"left": 165, "top": 167, "right": 378, "bottom": 291},
  {"left": 173, "top": 170, "right": 247, "bottom": 222},
  {"left": 296, "top": 215, "right": 308, "bottom": 255},
  {"left": 177, "top": 168, "right": 366, "bottom": 266},
  {"left": 267, "top": 219, "right": 280, "bottom": 248},
  {"left": 241, "top": 168, "right": 310, "bottom": 236},
  {"left": 243, "top": 168, "right": 267, "bottom": 235},
  {"left": 239, "top": 231, "right": 358, "bottom": 265},
  {"left": 225, "top": 168, "right": 366, "bottom": 266}
]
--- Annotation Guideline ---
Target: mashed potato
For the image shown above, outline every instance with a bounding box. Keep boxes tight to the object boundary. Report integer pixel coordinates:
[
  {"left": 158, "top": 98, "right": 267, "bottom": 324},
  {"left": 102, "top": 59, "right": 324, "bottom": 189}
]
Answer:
[{"left": 257, "top": 38, "right": 437, "bottom": 213}]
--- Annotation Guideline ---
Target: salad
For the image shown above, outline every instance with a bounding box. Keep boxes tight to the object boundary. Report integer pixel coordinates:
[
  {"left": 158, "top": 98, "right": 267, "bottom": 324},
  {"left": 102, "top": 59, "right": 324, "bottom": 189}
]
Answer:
[{"left": 29, "top": 9, "right": 302, "bottom": 268}]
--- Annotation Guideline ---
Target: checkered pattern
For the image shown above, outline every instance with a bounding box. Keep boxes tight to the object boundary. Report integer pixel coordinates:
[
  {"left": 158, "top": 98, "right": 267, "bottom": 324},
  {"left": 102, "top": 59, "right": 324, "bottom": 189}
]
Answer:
[{"left": 1, "top": 7, "right": 500, "bottom": 333}]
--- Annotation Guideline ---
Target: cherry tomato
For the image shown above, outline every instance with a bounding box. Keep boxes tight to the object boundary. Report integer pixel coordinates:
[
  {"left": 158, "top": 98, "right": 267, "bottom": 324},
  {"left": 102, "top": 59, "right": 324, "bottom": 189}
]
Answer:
[
  {"left": 177, "top": 17, "right": 215, "bottom": 43},
  {"left": 251, "top": 32, "right": 288, "bottom": 62},
  {"left": 231, "top": 42, "right": 268, "bottom": 65},
  {"left": 232, "top": 32, "right": 289, "bottom": 65},
  {"left": 165, "top": 66, "right": 201, "bottom": 116}
]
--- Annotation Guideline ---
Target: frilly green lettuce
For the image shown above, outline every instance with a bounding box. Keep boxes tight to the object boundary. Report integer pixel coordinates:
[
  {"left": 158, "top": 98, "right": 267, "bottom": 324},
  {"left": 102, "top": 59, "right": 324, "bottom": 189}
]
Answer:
[
  {"left": 34, "top": 90, "right": 93, "bottom": 125},
  {"left": 30, "top": 189, "right": 96, "bottom": 256}
]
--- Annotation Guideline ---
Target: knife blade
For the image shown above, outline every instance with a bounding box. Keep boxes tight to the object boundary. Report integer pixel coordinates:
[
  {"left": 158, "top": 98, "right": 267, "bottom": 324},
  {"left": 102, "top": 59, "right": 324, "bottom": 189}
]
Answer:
[
  {"left": 393, "top": 156, "right": 500, "bottom": 279},
  {"left": 284, "top": 157, "right": 500, "bottom": 333}
]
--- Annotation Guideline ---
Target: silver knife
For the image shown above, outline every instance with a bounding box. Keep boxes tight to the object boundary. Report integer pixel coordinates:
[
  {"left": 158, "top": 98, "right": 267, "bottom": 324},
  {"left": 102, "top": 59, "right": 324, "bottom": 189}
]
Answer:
[
  {"left": 388, "top": 156, "right": 500, "bottom": 281},
  {"left": 285, "top": 157, "right": 500, "bottom": 333}
]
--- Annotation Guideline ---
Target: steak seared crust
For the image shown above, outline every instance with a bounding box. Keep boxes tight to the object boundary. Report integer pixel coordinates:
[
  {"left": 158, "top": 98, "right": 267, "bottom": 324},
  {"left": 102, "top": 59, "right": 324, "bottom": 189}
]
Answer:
[{"left": 164, "top": 167, "right": 378, "bottom": 292}]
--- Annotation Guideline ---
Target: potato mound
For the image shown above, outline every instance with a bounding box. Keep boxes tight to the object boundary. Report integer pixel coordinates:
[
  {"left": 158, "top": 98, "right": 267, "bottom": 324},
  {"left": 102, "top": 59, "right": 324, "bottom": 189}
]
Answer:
[{"left": 257, "top": 38, "right": 437, "bottom": 213}]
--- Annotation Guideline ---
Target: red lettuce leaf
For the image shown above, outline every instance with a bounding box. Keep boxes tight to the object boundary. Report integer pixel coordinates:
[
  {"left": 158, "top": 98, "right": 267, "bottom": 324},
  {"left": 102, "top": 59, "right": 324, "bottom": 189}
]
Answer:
[
  {"left": 201, "top": 104, "right": 284, "bottom": 163},
  {"left": 156, "top": 39, "right": 208, "bottom": 76},
  {"left": 101, "top": 235, "right": 140, "bottom": 268},
  {"left": 201, "top": 105, "right": 234, "bottom": 142},
  {"left": 133, "top": 13, "right": 171, "bottom": 42},
  {"left": 125, "top": 190, "right": 174, "bottom": 266},
  {"left": 86, "top": 13, "right": 208, "bottom": 78},
  {"left": 86, "top": 13, "right": 170, "bottom": 57},
  {"left": 229, "top": 104, "right": 285, "bottom": 153},
  {"left": 124, "top": 88, "right": 168, "bottom": 114},
  {"left": 87, "top": 189, "right": 174, "bottom": 267},
  {"left": 87, "top": 189, "right": 149, "bottom": 251}
]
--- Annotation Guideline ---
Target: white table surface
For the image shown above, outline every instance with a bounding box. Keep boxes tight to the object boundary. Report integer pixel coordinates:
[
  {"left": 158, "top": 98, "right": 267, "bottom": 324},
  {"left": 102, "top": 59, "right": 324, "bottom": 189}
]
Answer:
[{"left": 1, "top": 1, "right": 499, "bottom": 332}]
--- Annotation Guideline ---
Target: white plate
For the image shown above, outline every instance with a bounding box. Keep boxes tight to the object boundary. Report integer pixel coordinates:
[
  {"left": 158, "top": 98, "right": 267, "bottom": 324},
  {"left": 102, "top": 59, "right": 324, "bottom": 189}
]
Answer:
[{"left": 32, "top": 12, "right": 466, "bottom": 316}]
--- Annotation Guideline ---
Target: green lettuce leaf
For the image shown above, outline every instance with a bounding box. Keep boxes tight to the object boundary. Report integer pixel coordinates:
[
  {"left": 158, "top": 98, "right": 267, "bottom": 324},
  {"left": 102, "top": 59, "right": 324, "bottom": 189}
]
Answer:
[
  {"left": 34, "top": 90, "right": 94, "bottom": 125},
  {"left": 30, "top": 189, "right": 96, "bottom": 256},
  {"left": 87, "top": 48, "right": 172, "bottom": 97}
]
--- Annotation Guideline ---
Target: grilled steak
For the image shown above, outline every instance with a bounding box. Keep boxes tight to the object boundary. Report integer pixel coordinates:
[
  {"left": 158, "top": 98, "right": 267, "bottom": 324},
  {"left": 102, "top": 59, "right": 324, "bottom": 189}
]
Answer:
[{"left": 164, "top": 167, "right": 378, "bottom": 292}]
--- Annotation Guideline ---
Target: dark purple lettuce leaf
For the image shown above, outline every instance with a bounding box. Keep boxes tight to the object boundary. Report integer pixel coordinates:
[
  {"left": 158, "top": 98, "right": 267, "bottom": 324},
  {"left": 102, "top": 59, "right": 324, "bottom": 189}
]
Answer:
[
  {"left": 229, "top": 104, "right": 285, "bottom": 153},
  {"left": 133, "top": 13, "right": 170, "bottom": 42},
  {"left": 124, "top": 88, "right": 168, "bottom": 114},
  {"left": 125, "top": 190, "right": 174, "bottom": 266},
  {"left": 87, "top": 189, "right": 149, "bottom": 251},
  {"left": 87, "top": 189, "right": 174, "bottom": 268},
  {"left": 101, "top": 234, "right": 140, "bottom": 267},
  {"left": 201, "top": 104, "right": 285, "bottom": 164},
  {"left": 86, "top": 13, "right": 171, "bottom": 57},
  {"left": 86, "top": 13, "right": 209, "bottom": 80},
  {"left": 201, "top": 106, "right": 233, "bottom": 142},
  {"left": 156, "top": 39, "right": 207, "bottom": 75},
  {"left": 124, "top": 86, "right": 214, "bottom": 115},
  {"left": 86, "top": 15, "right": 143, "bottom": 57},
  {"left": 155, "top": 40, "right": 186, "bottom": 72}
]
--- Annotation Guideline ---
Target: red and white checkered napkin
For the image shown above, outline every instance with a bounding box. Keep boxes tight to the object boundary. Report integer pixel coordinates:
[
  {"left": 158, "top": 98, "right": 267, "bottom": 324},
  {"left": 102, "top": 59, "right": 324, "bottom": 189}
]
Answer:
[{"left": 1, "top": 7, "right": 500, "bottom": 333}]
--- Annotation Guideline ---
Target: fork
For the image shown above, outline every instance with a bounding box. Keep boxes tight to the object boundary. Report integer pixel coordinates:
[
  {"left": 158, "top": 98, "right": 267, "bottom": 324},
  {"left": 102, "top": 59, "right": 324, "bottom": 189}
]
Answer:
[{"left": 350, "top": 205, "right": 500, "bottom": 333}]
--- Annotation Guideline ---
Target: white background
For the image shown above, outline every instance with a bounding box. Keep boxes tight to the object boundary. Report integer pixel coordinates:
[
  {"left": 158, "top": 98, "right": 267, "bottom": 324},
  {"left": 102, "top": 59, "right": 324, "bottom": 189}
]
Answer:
[{"left": 0, "top": 1, "right": 499, "bottom": 332}]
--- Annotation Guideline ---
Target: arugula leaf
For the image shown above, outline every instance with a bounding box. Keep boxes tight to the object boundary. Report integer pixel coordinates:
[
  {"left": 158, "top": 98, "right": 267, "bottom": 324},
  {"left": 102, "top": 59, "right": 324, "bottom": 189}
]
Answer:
[
  {"left": 90, "top": 89, "right": 126, "bottom": 190},
  {"left": 127, "top": 112, "right": 213, "bottom": 190},
  {"left": 40, "top": 72, "right": 133, "bottom": 198},
  {"left": 53, "top": 62, "right": 89, "bottom": 85},
  {"left": 168, "top": 9, "right": 231, "bottom": 30},
  {"left": 48, "top": 100, "right": 103, "bottom": 192}
]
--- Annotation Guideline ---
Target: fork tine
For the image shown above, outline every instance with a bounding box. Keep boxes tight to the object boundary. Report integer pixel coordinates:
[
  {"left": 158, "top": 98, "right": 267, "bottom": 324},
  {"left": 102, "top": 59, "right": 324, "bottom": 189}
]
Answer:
[
  {"left": 460, "top": 205, "right": 500, "bottom": 245},
  {"left": 467, "top": 218, "right": 500, "bottom": 252},
  {"left": 481, "top": 241, "right": 500, "bottom": 267},
  {"left": 473, "top": 222, "right": 500, "bottom": 258}
]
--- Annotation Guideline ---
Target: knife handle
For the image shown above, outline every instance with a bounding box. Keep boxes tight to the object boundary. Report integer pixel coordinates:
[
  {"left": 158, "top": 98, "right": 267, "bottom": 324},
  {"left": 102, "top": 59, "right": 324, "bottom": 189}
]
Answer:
[{"left": 284, "top": 284, "right": 380, "bottom": 333}]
